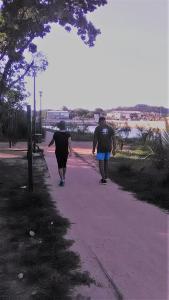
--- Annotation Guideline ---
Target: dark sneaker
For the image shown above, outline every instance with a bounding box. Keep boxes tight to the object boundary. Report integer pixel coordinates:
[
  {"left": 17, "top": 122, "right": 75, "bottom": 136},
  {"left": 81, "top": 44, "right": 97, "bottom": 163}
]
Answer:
[
  {"left": 59, "top": 180, "right": 64, "bottom": 187},
  {"left": 99, "top": 179, "right": 107, "bottom": 185}
]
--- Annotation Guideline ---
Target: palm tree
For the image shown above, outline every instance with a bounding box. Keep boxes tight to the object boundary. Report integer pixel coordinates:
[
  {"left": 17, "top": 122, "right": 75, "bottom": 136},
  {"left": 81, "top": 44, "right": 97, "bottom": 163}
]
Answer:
[{"left": 144, "top": 122, "right": 169, "bottom": 168}]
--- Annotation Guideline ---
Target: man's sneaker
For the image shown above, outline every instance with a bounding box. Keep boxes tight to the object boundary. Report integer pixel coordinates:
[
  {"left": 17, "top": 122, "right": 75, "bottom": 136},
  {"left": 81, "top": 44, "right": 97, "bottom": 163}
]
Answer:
[
  {"left": 99, "top": 179, "right": 107, "bottom": 185},
  {"left": 59, "top": 180, "right": 64, "bottom": 187}
]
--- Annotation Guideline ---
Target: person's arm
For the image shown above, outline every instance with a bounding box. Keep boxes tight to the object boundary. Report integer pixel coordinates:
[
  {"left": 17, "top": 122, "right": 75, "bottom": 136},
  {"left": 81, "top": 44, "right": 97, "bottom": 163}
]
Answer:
[
  {"left": 48, "top": 138, "right": 54, "bottom": 147},
  {"left": 68, "top": 137, "right": 72, "bottom": 156},
  {"left": 92, "top": 127, "right": 98, "bottom": 154}
]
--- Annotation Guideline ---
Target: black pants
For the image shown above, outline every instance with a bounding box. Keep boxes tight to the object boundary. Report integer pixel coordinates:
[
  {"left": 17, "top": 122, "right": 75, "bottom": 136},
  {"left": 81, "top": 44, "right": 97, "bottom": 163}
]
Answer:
[{"left": 55, "top": 151, "right": 68, "bottom": 168}]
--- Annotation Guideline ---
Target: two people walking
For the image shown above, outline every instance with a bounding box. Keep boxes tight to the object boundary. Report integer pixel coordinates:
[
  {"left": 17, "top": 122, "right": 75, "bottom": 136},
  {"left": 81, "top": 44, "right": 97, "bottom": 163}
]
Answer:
[{"left": 48, "top": 117, "right": 116, "bottom": 186}]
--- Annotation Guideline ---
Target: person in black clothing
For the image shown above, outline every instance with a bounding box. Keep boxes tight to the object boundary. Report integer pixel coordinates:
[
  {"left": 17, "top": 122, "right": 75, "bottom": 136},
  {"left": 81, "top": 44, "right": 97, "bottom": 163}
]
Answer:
[
  {"left": 48, "top": 121, "right": 72, "bottom": 186},
  {"left": 92, "top": 116, "right": 116, "bottom": 184}
]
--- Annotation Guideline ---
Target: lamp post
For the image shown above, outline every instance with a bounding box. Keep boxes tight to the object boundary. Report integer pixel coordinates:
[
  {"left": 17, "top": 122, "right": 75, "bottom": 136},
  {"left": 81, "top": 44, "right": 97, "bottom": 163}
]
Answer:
[
  {"left": 31, "top": 52, "right": 47, "bottom": 150},
  {"left": 39, "top": 91, "right": 42, "bottom": 134},
  {"left": 33, "top": 69, "right": 36, "bottom": 152},
  {"left": 27, "top": 105, "right": 33, "bottom": 191}
]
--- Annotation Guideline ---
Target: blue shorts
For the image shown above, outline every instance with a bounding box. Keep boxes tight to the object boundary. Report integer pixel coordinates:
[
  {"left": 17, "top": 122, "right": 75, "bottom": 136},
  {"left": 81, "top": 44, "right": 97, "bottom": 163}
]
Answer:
[{"left": 96, "top": 152, "right": 110, "bottom": 160}]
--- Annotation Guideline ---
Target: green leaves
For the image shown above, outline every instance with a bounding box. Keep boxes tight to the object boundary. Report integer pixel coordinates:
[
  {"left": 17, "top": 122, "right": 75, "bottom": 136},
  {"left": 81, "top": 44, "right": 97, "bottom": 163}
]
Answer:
[
  {"left": 28, "top": 51, "right": 48, "bottom": 76},
  {"left": 0, "top": 0, "right": 107, "bottom": 102},
  {"left": 161, "top": 130, "right": 169, "bottom": 151}
]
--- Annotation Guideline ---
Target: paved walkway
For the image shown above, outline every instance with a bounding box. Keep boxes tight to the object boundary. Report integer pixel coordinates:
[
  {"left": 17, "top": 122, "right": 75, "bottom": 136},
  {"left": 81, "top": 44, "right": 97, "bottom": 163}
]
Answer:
[{"left": 44, "top": 132, "right": 168, "bottom": 300}]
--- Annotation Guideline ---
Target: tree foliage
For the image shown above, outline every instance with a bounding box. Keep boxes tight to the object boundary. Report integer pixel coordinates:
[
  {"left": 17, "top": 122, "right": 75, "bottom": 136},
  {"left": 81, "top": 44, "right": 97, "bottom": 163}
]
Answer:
[
  {"left": 115, "top": 104, "right": 169, "bottom": 115},
  {"left": 94, "top": 107, "right": 104, "bottom": 114},
  {"left": 0, "top": 0, "right": 107, "bottom": 101}
]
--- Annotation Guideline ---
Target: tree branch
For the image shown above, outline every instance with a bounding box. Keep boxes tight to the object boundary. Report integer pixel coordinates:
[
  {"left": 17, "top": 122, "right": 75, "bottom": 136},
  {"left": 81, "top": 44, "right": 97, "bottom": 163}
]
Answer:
[{"left": 8, "top": 60, "right": 34, "bottom": 89}]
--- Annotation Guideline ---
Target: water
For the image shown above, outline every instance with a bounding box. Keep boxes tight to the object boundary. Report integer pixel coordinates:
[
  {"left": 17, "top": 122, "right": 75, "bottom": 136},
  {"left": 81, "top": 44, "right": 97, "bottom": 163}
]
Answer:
[
  {"left": 86, "top": 125, "right": 140, "bottom": 138},
  {"left": 44, "top": 124, "right": 159, "bottom": 139},
  {"left": 86, "top": 125, "right": 96, "bottom": 133},
  {"left": 118, "top": 128, "right": 141, "bottom": 138}
]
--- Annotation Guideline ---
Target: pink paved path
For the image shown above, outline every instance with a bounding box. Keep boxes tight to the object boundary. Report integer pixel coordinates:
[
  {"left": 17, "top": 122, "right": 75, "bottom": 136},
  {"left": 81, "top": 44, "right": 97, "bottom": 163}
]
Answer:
[{"left": 45, "top": 132, "right": 168, "bottom": 300}]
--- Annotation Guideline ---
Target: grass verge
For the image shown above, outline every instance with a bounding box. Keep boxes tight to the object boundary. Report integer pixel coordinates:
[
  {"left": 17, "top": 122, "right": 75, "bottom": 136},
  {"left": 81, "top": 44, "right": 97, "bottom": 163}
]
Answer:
[
  {"left": 70, "top": 132, "right": 93, "bottom": 142},
  {"left": 109, "top": 155, "right": 169, "bottom": 213},
  {"left": 0, "top": 156, "right": 93, "bottom": 299}
]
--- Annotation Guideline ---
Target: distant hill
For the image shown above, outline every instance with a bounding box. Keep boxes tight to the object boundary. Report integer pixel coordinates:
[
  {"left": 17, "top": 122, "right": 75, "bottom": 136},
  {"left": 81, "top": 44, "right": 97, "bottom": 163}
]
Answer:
[{"left": 109, "top": 104, "right": 169, "bottom": 115}]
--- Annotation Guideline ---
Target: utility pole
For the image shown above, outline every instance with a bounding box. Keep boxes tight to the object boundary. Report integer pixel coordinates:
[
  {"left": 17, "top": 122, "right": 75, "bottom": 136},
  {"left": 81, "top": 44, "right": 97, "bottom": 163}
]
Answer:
[
  {"left": 27, "top": 105, "right": 33, "bottom": 191},
  {"left": 33, "top": 69, "right": 36, "bottom": 152},
  {"left": 39, "top": 91, "right": 42, "bottom": 134}
]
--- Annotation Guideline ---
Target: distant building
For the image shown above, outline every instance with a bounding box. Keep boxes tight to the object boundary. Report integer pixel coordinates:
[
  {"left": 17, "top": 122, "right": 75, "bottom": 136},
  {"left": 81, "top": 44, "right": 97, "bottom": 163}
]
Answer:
[
  {"left": 107, "top": 112, "right": 121, "bottom": 120},
  {"left": 46, "top": 110, "right": 70, "bottom": 125},
  {"left": 107, "top": 111, "right": 142, "bottom": 121}
]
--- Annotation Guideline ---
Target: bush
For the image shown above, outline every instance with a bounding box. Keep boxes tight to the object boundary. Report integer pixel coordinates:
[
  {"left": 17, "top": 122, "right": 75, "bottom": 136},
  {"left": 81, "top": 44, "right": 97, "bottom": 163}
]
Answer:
[
  {"left": 117, "top": 163, "right": 133, "bottom": 174},
  {"left": 70, "top": 132, "right": 93, "bottom": 141},
  {"left": 109, "top": 157, "right": 169, "bottom": 212}
]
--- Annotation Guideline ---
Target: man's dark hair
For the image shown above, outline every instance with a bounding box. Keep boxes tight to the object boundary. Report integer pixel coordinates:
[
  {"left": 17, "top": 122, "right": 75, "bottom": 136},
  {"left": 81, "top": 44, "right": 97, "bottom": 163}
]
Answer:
[
  {"left": 99, "top": 116, "right": 106, "bottom": 123},
  {"left": 57, "top": 120, "right": 66, "bottom": 130}
]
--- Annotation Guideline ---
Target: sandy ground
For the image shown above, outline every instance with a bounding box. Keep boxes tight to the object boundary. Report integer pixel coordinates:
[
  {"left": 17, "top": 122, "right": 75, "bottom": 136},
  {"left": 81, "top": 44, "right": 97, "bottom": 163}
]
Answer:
[{"left": 44, "top": 132, "right": 168, "bottom": 300}]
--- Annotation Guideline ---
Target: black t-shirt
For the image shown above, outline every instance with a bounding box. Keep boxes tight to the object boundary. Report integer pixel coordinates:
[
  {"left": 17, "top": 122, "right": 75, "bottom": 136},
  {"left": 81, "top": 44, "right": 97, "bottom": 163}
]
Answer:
[
  {"left": 94, "top": 125, "right": 114, "bottom": 152},
  {"left": 53, "top": 131, "right": 71, "bottom": 154}
]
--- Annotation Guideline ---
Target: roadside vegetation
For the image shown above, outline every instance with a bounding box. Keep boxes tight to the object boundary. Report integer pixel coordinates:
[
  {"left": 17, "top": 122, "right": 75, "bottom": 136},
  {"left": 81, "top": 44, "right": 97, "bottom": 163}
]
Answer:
[
  {"left": 69, "top": 121, "right": 169, "bottom": 213},
  {"left": 0, "top": 155, "right": 93, "bottom": 299},
  {"left": 109, "top": 129, "right": 169, "bottom": 213},
  {"left": 70, "top": 131, "right": 93, "bottom": 142},
  {"left": 48, "top": 127, "right": 94, "bottom": 142}
]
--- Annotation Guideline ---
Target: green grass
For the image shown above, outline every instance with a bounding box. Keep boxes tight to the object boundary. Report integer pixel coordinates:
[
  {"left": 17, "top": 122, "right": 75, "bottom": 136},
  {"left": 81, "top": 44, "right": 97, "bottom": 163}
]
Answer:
[
  {"left": 70, "top": 132, "right": 93, "bottom": 141},
  {"left": 109, "top": 156, "right": 169, "bottom": 213},
  {"left": 48, "top": 129, "right": 94, "bottom": 141},
  {"left": 115, "top": 144, "right": 151, "bottom": 159},
  {"left": 0, "top": 157, "right": 93, "bottom": 299}
]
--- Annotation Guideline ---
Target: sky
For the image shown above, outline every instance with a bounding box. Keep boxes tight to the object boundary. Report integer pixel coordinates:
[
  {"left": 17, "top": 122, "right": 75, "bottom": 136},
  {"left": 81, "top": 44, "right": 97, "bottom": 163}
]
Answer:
[{"left": 26, "top": 0, "right": 168, "bottom": 111}]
